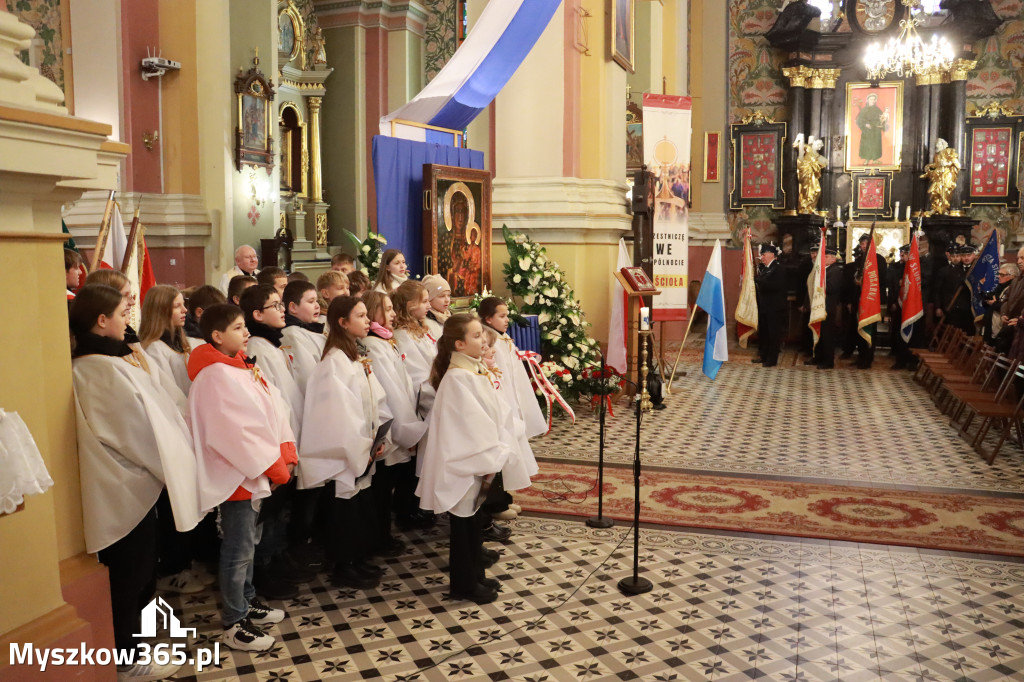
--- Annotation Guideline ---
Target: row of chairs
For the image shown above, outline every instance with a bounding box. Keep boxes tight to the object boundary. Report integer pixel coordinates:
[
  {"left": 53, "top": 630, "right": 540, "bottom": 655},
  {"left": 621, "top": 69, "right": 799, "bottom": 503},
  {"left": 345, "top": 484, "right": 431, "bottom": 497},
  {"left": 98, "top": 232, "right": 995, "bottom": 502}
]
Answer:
[{"left": 912, "top": 326, "right": 1024, "bottom": 464}]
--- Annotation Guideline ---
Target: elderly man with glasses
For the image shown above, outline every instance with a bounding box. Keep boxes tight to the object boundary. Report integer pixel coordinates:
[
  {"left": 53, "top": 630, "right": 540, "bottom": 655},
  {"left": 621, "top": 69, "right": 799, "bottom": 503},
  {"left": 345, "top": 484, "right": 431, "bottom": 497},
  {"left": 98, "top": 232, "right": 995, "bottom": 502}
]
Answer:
[{"left": 219, "top": 245, "right": 261, "bottom": 295}]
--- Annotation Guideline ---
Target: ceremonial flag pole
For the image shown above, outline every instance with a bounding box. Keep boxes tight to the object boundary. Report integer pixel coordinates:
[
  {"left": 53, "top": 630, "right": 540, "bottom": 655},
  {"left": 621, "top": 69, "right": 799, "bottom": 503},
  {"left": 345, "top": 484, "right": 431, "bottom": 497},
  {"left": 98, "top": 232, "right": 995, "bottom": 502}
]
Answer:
[
  {"left": 808, "top": 226, "right": 828, "bottom": 348},
  {"left": 89, "top": 190, "right": 116, "bottom": 272},
  {"left": 734, "top": 228, "right": 758, "bottom": 348},
  {"left": 120, "top": 204, "right": 143, "bottom": 274},
  {"left": 857, "top": 223, "right": 882, "bottom": 345},
  {"left": 967, "top": 229, "right": 1000, "bottom": 322},
  {"left": 900, "top": 229, "right": 925, "bottom": 343}
]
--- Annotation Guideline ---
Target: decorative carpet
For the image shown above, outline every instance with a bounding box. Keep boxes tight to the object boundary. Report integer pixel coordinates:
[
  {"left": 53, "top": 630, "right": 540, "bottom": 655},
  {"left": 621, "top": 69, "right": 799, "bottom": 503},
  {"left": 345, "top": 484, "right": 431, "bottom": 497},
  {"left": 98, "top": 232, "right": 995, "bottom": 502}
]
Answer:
[{"left": 517, "top": 462, "right": 1024, "bottom": 557}]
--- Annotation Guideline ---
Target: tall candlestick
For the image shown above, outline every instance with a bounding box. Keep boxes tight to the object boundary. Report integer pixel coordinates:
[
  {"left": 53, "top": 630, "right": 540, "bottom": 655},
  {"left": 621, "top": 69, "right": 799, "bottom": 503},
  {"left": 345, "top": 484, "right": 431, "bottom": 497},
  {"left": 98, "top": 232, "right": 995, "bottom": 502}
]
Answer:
[
  {"left": 895, "top": 201, "right": 900, "bottom": 218},
  {"left": 906, "top": 206, "right": 911, "bottom": 221},
  {"left": 849, "top": 201, "right": 854, "bottom": 221},
  {"left": 837, "top": 204, "right": 842, "bottom": 221}
]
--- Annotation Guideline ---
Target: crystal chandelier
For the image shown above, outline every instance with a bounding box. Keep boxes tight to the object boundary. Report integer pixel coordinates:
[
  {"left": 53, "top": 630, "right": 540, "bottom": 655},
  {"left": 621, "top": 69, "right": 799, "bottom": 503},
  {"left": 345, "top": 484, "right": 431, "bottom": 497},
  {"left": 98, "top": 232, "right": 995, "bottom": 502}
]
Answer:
[{"left": 863, "top": 0, "right": 953, "bottom": 80}]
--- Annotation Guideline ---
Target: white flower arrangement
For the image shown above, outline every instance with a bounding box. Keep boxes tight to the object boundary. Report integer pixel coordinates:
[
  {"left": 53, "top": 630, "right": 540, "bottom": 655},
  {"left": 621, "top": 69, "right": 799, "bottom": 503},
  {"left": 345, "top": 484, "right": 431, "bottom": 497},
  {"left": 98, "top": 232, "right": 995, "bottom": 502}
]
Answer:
[
  {"left": 519, "top": 257, "right": 532, "bottom": 270},
  {"left": 513, "top": 274, "right": 522, "bottom": 283}
]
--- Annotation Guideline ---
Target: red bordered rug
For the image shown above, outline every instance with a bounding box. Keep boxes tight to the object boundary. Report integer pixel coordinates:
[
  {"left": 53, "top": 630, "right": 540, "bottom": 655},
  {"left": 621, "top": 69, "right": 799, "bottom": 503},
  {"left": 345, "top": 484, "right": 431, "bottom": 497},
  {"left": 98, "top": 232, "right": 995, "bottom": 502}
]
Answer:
[{"left": 518, "top": 462, "right": 1024, "bottom": 557}]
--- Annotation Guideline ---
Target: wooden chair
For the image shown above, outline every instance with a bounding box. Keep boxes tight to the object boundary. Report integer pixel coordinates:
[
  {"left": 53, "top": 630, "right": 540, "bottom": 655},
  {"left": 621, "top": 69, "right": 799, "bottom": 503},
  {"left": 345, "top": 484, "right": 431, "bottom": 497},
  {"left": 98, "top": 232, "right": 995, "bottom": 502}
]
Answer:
[
  {"left": 912, "top": 328, "right": 964, "bottom": 385},
  {"left": 946, "top": 354, "right": 1017, "bottom": 435},
  {"left": 919, "top": 335, "right": 986, "bottom": 398},
  {"left": 936, "top": 347, "right": 1003, "bottom": 416},
  {"left": 961, "top": 363, "right": 1024, "bottom": 464}
]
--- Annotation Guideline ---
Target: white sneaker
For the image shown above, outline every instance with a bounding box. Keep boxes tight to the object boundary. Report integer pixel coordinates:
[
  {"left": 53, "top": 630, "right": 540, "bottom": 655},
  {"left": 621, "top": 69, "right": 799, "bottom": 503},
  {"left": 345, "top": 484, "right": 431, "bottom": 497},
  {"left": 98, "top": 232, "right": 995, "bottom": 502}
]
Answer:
[
  {"left": 221, "top": 617, "right": 275, "bottom": 651},
  {"left": 155, "top": 569, "right": 205, "bottom": 594},
  {"left": 248, "top": 597, "right": 286, "bottom": 626},
  {"left": 117, "top": 661, "right": 183, "bottom": 681},
  {"left": 508, "top": 504, "right": 522, "bottom": 514},
  {"left": 492, "top": 509, "right": 518, "bottom": 521}
]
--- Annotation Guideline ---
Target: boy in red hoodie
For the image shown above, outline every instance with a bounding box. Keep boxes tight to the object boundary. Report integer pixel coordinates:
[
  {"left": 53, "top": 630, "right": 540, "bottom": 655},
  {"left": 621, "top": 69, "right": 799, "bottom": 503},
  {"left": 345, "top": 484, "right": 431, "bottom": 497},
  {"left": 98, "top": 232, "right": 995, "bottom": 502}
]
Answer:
[{"left": 187, "top": 304, "right": 298, "bottom": 652}]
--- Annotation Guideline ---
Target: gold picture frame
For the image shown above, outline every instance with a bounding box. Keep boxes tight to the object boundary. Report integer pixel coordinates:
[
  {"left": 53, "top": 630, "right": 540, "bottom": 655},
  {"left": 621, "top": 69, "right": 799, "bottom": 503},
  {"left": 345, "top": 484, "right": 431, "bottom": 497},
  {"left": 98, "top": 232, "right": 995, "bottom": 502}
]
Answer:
[
  {"left": 235, "top": 56, "right": 276, "bottom": 172},
  {"left": 278, "top": 0, "right": 303, "bottom": 63},
  {"left": 845, "top": 220, "right": 910, "bottom": 263},
  {"left": 845, "top": 81, "right": 904, "bottom": 172},
  {"left": 609, "top": 0, "right": 634, "bottom": 73}
]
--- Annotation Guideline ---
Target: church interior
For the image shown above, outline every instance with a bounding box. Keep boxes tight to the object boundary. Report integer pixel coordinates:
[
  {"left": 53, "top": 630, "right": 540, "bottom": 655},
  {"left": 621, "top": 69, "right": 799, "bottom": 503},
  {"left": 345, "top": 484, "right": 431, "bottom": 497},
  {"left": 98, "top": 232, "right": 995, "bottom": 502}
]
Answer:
[{"left": 2, "top": 0, "right": 1024, "bottom": 680}]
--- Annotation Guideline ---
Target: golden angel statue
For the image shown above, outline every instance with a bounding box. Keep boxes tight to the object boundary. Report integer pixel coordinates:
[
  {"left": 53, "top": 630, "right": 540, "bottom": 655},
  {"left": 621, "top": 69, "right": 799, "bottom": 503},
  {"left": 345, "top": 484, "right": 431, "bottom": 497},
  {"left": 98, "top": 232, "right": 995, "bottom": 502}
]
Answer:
[
  {"left": 921, "top": 138, "right": 960, "bottom": 216},
  {"left": 795, "top": 134, "right": 827, "bottom": 214}
]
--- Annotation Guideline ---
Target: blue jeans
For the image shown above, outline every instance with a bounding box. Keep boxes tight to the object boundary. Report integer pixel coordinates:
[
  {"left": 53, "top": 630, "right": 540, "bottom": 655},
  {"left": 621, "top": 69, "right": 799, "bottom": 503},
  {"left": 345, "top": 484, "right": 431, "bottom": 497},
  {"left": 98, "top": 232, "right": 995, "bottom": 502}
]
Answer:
[{"left": 219, "top": 500, "right": 263, "bottom": 626}]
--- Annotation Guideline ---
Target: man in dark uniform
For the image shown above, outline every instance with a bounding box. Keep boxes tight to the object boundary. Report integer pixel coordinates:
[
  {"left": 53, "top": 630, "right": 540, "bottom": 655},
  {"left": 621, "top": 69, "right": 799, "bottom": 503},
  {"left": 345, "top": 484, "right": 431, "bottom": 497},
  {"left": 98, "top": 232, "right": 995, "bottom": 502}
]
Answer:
[
  {"left": 755, "top": 242, "right": 786, "bottom": 367},
  {"left": 840, "top": 244, "right": 862, "bottom": 359},
  {"left": 888, "top": 244, "right": 908, "bottom": 367},
  {"left": 937, "top": 244, "right": 975, "bottom": 335},
  {"left": 813, "top": 244, "right": 844, "bottom": 369}
]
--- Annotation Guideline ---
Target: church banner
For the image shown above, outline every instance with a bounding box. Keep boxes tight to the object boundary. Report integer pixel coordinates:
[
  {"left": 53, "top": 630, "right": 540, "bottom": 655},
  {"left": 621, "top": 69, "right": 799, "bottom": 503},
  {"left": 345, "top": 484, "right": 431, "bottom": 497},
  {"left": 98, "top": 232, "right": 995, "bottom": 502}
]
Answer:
[{"left": 642, "top": 93, "right": 692, "bottom": 321}]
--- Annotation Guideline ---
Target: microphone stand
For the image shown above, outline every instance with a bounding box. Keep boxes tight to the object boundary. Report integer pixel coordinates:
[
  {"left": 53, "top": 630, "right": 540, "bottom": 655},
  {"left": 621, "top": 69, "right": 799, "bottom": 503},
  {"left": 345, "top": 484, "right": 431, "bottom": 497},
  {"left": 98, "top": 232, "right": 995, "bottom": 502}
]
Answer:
[
  {"left": 586, "top": 350, "right": 613, "bottom": 529},
  {"left": 618, "top": 330, "right": 653, "bottom": 595}
]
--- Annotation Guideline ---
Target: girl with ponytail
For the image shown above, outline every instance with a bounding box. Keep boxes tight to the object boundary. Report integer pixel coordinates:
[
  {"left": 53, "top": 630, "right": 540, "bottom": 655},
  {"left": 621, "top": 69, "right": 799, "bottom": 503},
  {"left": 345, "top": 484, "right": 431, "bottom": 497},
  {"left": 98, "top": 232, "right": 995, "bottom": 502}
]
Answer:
[{"left": 417, "top": 313, "right": 515, "bottom": 605}]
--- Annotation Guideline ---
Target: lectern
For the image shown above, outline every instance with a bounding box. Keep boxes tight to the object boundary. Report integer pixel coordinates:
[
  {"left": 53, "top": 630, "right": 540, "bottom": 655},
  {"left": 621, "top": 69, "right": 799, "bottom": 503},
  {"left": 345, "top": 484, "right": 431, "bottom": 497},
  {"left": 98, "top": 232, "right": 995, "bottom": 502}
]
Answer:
[{"left": 615, "top": 267, "right": 661, "bottom": 393}]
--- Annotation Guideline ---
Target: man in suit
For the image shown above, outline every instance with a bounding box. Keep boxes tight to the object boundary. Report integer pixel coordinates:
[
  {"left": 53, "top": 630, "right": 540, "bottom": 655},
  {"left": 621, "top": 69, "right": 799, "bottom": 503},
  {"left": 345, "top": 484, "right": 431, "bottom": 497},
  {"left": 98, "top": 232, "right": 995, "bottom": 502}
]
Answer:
[
  {"left": 755, "top": 242, "right": 786, "bottom": 367},
  {"left": 814, "top": 245, "right": 844, "bottom": 369}
]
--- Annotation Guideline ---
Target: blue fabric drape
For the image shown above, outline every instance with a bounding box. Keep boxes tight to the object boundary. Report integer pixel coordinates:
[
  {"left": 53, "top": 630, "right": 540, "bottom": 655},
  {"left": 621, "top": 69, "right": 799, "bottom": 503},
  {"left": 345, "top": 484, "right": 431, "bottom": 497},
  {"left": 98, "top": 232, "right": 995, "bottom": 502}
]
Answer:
[{"left": 372, "top": 135, "right": 485, "bottom": 278}]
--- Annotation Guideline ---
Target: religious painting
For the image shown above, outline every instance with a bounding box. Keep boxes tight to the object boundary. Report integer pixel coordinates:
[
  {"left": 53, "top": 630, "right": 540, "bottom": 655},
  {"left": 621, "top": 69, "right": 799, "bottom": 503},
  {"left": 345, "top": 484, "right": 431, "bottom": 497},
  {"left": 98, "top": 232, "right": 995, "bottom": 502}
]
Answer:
[
  {"left": 845, "top": 81, "right": 903, "bottom": 172},
  {"left": 610, "top": 0, "right": 634, "bottom": 73},
  {"left": 963, "top": 115, "right": 1021, "bottom": 208},
  {"left": 845, "top": 221, "right": 909, "bottom": 264},
  {"left": 848, "top": 0, "right": 902, "bottom": 35},
  {"left": 626, "top": 100, "right": 643, "bottom": 172},
  {"left": 704, "top": 131, "right": 721, "bottom": 183},
  {"left": 730, "top": 119, "right": 787, "bottom": 209},
  {"left": 422, "top": 164, "right": 492, "bottom": 302},
  {"left": 234, "top": 57, "right": 276, "bottom": 171},
  {"left": 851, "top": 170, "right": 892, "bottom": 218}
]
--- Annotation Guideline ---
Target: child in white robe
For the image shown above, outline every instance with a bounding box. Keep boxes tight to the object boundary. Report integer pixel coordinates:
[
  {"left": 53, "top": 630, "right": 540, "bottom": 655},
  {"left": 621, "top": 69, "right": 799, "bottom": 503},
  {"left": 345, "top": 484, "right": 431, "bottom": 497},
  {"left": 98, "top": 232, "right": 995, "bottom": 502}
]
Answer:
[
  {"left": 478, "top": 297, "right": 544, "bottom": 531},
  {"left": 299, "top": 295, "right": 392, "bottom": 590},
  {"left": 361, "top": 292, "right": 429, "bottom": 551},
  {"left": 187, "top": 303, "right": 296, "bottom": 652},
  {"left": 392, "top": 280, "right": 438, "bottom": 418},
  {"left": 281, "top": 280, "right": 327, "bottom": 391},
  {"left": 70, "top": 285, "right": 201, "bottom": 681},
  {"left": 185, "top": 284, "right": 226, "bottom": 349},
  {"left": 139, "top": 284, "right": 218, "bottom": 594},
  {"left": 239, "top": 284, "right": 311, "bottom": 600},
  {"left": 482, "top": 327, "right": 535, "bottom": 506},
  {"left": 421, "top": 274, "right": 452, "bottom": 338},
  {"left": 372, "top": 248, "right": 409, "bottom": 294},
  {"left": 416, "top": 314, "right": 515, "bottom": 605}
]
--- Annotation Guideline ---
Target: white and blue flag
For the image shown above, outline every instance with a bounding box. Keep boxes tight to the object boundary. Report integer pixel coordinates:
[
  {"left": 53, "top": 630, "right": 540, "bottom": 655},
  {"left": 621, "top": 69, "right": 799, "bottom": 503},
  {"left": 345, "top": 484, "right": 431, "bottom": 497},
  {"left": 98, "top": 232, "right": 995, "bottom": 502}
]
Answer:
[
  {"left": 694, "top": 240, "right": 729, "bottom": 379},
  {"left": 380, "top": 0, "right": 561, "bottom": 140}
]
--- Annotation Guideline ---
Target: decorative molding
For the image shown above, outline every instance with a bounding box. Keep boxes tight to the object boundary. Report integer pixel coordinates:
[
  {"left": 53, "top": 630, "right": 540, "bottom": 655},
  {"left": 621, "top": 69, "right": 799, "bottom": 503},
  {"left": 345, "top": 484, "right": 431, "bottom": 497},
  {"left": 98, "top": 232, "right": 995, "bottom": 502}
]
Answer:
[
  {"left": 314, "top": 0, "right": 428, "bottom": 37},
  {"left": 64, "top": 192, "right": 212, "bottom": 249},
  {"left": 492, "top": 177, "right": 631, "bottom": 244},
  {"left": 739, "top": 110, "right": 776, "bottom": 126},
  {"left": 687, "top": 212, "right": 733, "bottom": 246},
  {"left": 781, "top": 65, "right": 813, "bottom": 89},
  {"left": 915, "top": 70, "right": 946, "bottom": 86},
  {"left": 949, "top": 58, "right": 977, "bottom": 82},
  {"left": 807, "top": 68, "right": 840, "bottom": 90},
  {"left": 969, "top": 102, "right": 1018, "bottom": 119}
]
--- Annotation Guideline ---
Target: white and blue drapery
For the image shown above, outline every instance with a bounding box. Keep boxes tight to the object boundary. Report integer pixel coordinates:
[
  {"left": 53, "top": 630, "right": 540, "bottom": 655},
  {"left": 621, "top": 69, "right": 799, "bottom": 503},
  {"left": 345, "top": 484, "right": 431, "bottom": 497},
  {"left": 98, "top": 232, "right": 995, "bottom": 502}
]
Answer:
[{"left": 371, "top": 0, "right": 561, "bottom": 274}]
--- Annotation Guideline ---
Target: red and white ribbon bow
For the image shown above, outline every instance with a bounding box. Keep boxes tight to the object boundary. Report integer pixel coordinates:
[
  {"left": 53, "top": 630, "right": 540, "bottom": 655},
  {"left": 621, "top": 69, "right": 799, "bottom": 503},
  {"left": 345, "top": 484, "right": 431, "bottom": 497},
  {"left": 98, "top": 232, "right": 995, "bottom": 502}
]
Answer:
[{"left": 517, "top": 349, "right": 575, "bottom": 433}]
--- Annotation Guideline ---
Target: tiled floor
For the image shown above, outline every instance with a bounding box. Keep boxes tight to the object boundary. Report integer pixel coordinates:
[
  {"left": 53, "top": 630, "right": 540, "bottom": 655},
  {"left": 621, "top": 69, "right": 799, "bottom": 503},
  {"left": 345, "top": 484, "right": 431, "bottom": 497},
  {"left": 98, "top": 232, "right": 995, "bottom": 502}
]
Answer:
[
  {"left": 154, "top": 359, "right": 1024, "bottom": 681},
  {"left": 163, "top": 518, "right": 1024, "bottom": 681}
]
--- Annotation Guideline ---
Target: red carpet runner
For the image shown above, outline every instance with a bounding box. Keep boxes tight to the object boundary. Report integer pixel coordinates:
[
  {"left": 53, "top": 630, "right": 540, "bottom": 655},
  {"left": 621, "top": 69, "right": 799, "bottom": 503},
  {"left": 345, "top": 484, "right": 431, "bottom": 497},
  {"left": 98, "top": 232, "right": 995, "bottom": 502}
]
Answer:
[{"left": 518, "top": 462, "right": 1024, "bottom": 557}]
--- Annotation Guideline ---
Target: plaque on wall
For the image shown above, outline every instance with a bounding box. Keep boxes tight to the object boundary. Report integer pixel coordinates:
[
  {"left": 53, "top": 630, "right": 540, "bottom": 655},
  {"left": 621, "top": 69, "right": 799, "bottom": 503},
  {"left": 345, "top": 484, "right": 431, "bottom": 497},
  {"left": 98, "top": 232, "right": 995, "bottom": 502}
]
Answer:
[
  {"left": 963, "top": 113, "right": 1022, "bottom": 208},
  {"left": 845, "top": 81, "right": 904, "bottom": 172},
  {"left": 729, "top": 117, "right": 787, "bottom": 210}
]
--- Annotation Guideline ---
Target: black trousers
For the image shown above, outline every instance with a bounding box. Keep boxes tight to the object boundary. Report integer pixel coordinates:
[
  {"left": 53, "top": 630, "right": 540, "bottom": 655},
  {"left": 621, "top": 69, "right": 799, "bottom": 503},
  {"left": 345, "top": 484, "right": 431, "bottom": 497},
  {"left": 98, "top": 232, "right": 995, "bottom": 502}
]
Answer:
[
  {"left": 855, "top": 324, "right": 876, "bottom": 367},
  {"left": 371, "top": 462, "right": 401, "bottom": 548},
  {"left": 287, "top": 486, "right": 325, "bottom": 548},
  {"left": 449, "top": 511, "right": 484, "bottom": 593},
  {"left": 758, "top": 315, "right": 782, "bottom": 365},
  {"left": 97, "top": 504, "right": 158, "bottom": 655},
  {"left": 255, "top": 479, "right": 293, "bottom": 568},
  {"left": 155, "top": 489, "right": 191, "bottom": 577},
  {"left": 329, "top": 483, "right": 376, "bottom": 566},
  {"left": 480, "top": 472, "right": 512, "bottom": 515},
  {"left": 392, "top": 459, "right": 420, "bottom": 521},
  {"left": 814, "top": 317, "right": 837, "bottom": 367}
]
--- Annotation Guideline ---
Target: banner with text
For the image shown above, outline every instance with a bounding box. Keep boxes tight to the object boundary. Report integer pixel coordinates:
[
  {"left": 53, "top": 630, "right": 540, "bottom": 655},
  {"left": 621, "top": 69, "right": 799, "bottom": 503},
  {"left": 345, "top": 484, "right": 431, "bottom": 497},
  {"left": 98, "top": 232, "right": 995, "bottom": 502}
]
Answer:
[{"left": 642, "top": 93, "right": 691, "bottom": 321}]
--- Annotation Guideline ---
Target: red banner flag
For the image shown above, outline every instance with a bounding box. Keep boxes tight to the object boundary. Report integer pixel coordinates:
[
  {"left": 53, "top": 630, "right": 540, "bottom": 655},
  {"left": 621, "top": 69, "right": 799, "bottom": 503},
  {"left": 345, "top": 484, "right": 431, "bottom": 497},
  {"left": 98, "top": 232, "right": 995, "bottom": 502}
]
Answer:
[
  {"left": 857, "top": 227, "right": 882, "bottom": 345},
  {"left": 900, "top": 231, "right": 924, "bottom": 343}
]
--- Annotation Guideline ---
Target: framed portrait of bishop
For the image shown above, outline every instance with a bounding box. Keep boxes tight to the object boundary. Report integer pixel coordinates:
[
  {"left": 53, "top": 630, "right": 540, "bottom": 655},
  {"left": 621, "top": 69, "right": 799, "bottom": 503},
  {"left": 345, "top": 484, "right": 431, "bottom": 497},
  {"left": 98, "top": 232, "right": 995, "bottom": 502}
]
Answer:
[{"left": 422, "top": 164, "right": 492, "bottom": 302}]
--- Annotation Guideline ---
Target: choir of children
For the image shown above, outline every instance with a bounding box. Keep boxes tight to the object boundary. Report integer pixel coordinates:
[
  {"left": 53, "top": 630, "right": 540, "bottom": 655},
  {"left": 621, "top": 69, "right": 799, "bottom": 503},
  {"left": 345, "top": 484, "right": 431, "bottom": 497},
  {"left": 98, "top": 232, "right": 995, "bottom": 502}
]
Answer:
[{"left": 67, "top": 253, "right": 548, "bottom": 679}]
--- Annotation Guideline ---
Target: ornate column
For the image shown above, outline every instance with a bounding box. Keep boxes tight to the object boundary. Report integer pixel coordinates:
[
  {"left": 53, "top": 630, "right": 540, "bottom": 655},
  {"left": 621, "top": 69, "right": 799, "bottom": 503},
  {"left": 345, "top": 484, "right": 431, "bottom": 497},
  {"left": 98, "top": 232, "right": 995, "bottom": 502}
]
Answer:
[
  {"left": 781, "top": 66, "right": 811, "bottom": 214},
  {"left": 308, "top": 96, "right": 324, "bottom": 204},
  {"left": 810, "top": 68, "right": 839, "bottom": 217},
  {"left": 947, "top": 59, "right": 977, "bottom": 213},
  {"left": 913, "top": 72, "right": 940, "bottom": 215}
]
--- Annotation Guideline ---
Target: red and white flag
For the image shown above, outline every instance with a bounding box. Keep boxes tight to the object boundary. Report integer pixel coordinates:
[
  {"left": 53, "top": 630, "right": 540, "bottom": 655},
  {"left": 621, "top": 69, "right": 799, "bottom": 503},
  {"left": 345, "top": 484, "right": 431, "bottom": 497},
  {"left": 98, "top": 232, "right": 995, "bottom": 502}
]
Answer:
[
  {"left": 97, "top": 204, "right": 128, "bottom": 271},
  {"left": 900, "top": 231, "right": 924, "bottom": 343},
  {"left": 734, "top": 230, "right": 758, "bottom": 348},
  {"left": 808, "top": 228, "right": 827, "bottom": 347},
  {"left": 857, "top": 227, "right": 882, "bottom": 345}
]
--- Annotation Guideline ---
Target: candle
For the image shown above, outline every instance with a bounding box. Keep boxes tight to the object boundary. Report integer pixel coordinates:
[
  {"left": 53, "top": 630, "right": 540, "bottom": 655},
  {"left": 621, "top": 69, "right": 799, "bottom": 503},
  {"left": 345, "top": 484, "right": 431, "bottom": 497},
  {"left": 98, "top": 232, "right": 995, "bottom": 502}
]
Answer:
[
  {"left": 849, "top": 201, "right": 854, "bottom": 220},
  {"left": 640, "top": 307, "right": 651, "bottom": 331},
  {"left": 895, "top": 201, "right": 900, "bottom": 219},
  {"left": 906, "top": 206, "right": 911, "bottom": 221},
  {"left": 837, "top": 204, "right": 842, "bottom": 220}
]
